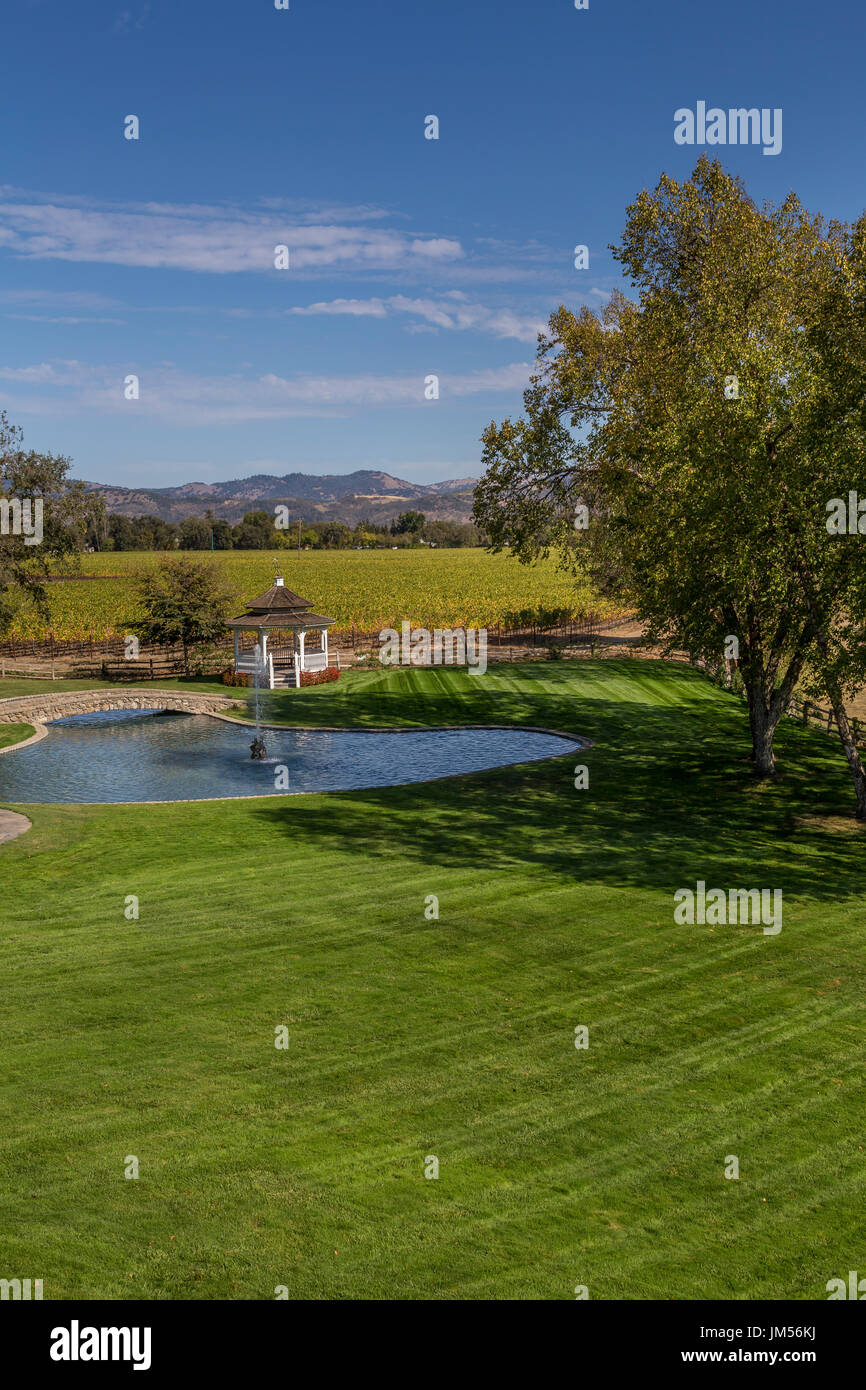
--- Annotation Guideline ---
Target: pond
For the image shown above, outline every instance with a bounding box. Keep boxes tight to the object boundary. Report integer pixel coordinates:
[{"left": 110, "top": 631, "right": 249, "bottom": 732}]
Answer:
[{"left": 0, "top": 709, "right": 583, "bottom": 804}]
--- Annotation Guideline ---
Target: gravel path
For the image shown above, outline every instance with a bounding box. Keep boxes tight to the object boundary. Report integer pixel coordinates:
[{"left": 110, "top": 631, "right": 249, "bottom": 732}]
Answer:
[{"left": 0, "top": 809, "right": 31, "bottom": 844}]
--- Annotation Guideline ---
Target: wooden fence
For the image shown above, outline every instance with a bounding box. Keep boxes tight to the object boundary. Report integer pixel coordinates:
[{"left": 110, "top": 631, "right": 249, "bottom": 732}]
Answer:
[
  {"left": 786, "top": 693, "right": 865, "bottom": 746},
  {"left": 0, "top": 613, "right": 611, "bottom": 661},
  {"left": 658, "top": 653, "right": 866, "bottom": 747}
]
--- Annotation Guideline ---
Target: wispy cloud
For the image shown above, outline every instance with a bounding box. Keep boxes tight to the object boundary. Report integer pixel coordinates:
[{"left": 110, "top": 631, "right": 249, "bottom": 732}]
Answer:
[
  {"left": 0, "top": 358, "right": 532, "bottom": 426},
  {"left": 113, "top": 3, "right": 150, "bottom": 34},
  {"left": 0, "top": 191, "right": 465, "bottom": 275},
  {"left": 290, "top": 293, "right": 546, "bottom": 341},
  {"left": 0, "top": 288, "right": 125, "bottom": 310},
  {"left": 7, "top": 315, "right": 127, "bottom": 325}
]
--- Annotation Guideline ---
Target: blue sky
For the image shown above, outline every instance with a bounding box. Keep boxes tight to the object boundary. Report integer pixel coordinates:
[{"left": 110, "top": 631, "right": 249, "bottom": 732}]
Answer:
[{"left": 2, "top": 0, "right": 864, "bottom": 489}]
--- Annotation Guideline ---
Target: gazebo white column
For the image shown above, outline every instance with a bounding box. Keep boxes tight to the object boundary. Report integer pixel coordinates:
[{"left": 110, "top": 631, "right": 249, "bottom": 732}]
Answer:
[
  {"left": 298, "top": 629, "right": 306, "bottom": 672},
  {"left": 321, "top": 627, "right": 328, "bottom": 664}
]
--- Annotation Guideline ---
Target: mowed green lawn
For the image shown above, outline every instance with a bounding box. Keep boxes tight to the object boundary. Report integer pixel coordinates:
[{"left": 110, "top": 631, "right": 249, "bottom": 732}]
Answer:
[{"left": 0, "top": 660, "right": 863, "bottom": 1300}]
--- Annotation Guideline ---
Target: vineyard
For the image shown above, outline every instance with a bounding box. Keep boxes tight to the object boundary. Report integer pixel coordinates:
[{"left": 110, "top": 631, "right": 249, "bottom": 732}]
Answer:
[{"left": 13, "top": 548, "right": 621, "bottom": 641}]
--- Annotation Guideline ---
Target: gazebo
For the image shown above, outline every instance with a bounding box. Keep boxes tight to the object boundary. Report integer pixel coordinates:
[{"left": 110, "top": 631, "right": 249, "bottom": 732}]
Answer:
[{"left": 227, "top": 571, "right": 336, "bottom": 689}]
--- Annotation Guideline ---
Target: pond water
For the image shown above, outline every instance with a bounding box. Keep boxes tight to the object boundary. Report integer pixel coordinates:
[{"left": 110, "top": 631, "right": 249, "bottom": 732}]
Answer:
[{"left": 0, "top": 709, "right": 582, "bottom": 803}]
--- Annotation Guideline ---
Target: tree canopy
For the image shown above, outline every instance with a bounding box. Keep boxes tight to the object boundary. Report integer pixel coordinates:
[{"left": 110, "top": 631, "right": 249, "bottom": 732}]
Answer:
[
  {"left": 474, "top": 158, "right": 866, "bottom": 813},
  {"left": 0, "top": 412, "right": 105, "bottom": 637},
  {"left": 131, "top": 556, "right": 236, "bottom": 675}
]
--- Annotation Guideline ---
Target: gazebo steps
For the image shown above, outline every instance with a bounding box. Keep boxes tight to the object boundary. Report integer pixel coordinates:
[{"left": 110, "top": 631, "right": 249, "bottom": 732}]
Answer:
[{"left": 272, "top": 671, "right": 298, "bottom": 689}]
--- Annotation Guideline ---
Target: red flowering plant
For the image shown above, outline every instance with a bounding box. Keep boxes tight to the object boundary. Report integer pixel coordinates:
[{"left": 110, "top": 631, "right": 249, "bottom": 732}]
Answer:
[{"left": 299, "top": 666, "right": 341, "bottom": 687}]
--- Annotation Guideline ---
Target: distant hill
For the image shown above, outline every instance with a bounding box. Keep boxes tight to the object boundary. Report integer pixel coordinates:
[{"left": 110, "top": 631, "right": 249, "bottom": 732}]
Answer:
[{"left": 82, "top": 469, "right": 479, "bottom": 526}]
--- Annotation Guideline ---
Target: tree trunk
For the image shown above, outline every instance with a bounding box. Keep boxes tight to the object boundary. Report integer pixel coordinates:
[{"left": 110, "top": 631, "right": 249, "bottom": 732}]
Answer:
[
  {"left": 748, "top": 693, "right": 778, "bottom": 775},
  {"left": 742, "top": 641, "right": 807, "bottom": 778},
  {"left": 822, "top": 680, "right": 866, "bottom": 821}
]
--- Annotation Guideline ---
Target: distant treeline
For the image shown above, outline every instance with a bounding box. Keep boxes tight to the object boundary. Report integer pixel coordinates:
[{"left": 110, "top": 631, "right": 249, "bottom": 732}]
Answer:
[{"left": 97, "top": 509, "right": 484, "bottom": 552}]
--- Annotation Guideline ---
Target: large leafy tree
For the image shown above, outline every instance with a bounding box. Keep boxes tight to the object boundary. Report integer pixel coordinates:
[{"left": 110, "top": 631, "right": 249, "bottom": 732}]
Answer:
[
  {"left": 474, "top": 158, "right": 866, "bottom": 814},
  {"left": 0, "top": 412, "right": 105, "bottom": 636},
  {"left": 131, "top": 557, "right": 235, "bottom": 675}
]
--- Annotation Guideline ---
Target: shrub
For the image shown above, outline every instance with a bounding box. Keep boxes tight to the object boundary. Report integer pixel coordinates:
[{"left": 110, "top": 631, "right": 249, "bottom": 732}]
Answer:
[
  {"left": 221, "top": 668, "right": 251, "bottom": 687},
  {"left": 300, "top": 666, "right": 341, "bottom": 687}
]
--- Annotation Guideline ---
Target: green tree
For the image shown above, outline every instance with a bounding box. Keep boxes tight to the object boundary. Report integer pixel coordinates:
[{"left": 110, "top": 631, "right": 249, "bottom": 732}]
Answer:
[
  {"left": 179, "top": 516, "right": 213, "bottom": 550},
  {"left": 422, "top": 519, "right": 482, "bottom": 547},
  {"left": 210, "top": 518, "right": 234, "bottom": 550},
  {"left": 131, "top": 557, "right": 235, "bottom": 676},
  {"left": 0, "top": 412, "right": 104, "bottom": 636},
  {"left": 318, "top": 521, "right": 351, "bottom": 549},
  {"left": 391, "top": 510, "right": 426, "bottom": 536},
  {"left": 474, "top": 158, "right": 866, "bottom": 813},
  {"left": 232, "top": 511, "right": 275, "bottom": 549}
]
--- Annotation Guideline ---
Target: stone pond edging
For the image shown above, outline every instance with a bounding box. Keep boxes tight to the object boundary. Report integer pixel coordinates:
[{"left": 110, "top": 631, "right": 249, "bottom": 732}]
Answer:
[
  {"left": 0, "top": 723, "right": 49, "bottom": 756},
  {"left": 0, "top": 689, "right": 245, "bottom": 726}
]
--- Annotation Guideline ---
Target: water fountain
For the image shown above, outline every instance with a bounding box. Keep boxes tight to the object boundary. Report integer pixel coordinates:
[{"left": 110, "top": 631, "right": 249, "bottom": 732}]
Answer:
[{"left": 249, "top": 641, "right": 268, "bottom": 760}]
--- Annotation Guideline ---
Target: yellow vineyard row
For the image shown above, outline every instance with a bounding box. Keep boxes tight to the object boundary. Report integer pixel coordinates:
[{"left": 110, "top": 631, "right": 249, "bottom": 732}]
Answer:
[{"left": 13, "top": 548, "right": 619, "bottom": 641}]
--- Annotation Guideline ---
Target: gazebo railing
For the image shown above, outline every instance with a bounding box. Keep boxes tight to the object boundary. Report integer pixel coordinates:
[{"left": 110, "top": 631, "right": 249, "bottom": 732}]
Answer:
[
  {"left": 269, "top": 646, "right": 329, "bottom": 673},
  {"left": 235, "top": 652, "right": 262, "bottom": 673},
  {"left": 235, "top": 651, "right": 275, "bottom": 689}
]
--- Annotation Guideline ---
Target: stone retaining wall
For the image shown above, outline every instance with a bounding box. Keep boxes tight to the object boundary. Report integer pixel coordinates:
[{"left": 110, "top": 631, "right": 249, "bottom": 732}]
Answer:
[{"left": 0, "top": 689, "right": 245, "bottom": 724}]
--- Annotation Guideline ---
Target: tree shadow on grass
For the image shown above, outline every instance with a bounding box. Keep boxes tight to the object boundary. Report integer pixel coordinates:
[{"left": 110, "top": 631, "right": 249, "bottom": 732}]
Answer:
[{"left": 251, "top": 691, "right": 865, "bottom": 905}]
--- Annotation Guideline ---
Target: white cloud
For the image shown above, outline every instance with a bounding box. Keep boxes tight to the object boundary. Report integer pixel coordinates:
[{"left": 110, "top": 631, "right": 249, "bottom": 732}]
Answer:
[
  {"left": 0, "top": 193, "right": 464, "bottom": 275},
  {"left": 289, "top": 294, "right": 546, "bottom": 341},
  {"left": 290, "top": 298, "right": 389, "bottom": 319},
  {"left": 113, "top": 3, "right": 150, "bottom": 33},
  {"left": 0, "top": 288, "right": 125, "bottom": 310},
  {"left": 0, "top": 358, "right": 532, "bottom": 426},
  {"left": 7, "top": 315, "right": 126, "bottom": 325}
]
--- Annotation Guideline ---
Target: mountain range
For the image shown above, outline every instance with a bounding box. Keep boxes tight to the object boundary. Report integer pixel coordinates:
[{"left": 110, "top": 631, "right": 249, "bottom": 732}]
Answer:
[{"left": 82, "top": 470, "right": 480, "bottom": 527}]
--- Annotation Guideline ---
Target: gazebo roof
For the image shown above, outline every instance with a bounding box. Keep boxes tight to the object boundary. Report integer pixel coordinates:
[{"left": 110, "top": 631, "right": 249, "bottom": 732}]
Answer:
[
  {"left": 228, "top": 571, "right": 334, "bottom": 629},
  {"left": 227, "top": 610, "right": 336, "bottom": 630},
  {"left": 243, "top": 581, "right": 314, "bottom": 613}
]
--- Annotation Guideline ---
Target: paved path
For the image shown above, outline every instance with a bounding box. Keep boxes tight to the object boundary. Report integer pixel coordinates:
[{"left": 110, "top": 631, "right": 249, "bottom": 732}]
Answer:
[{"left": 0, "top": 809, "right": 31, "bottom": 844}]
